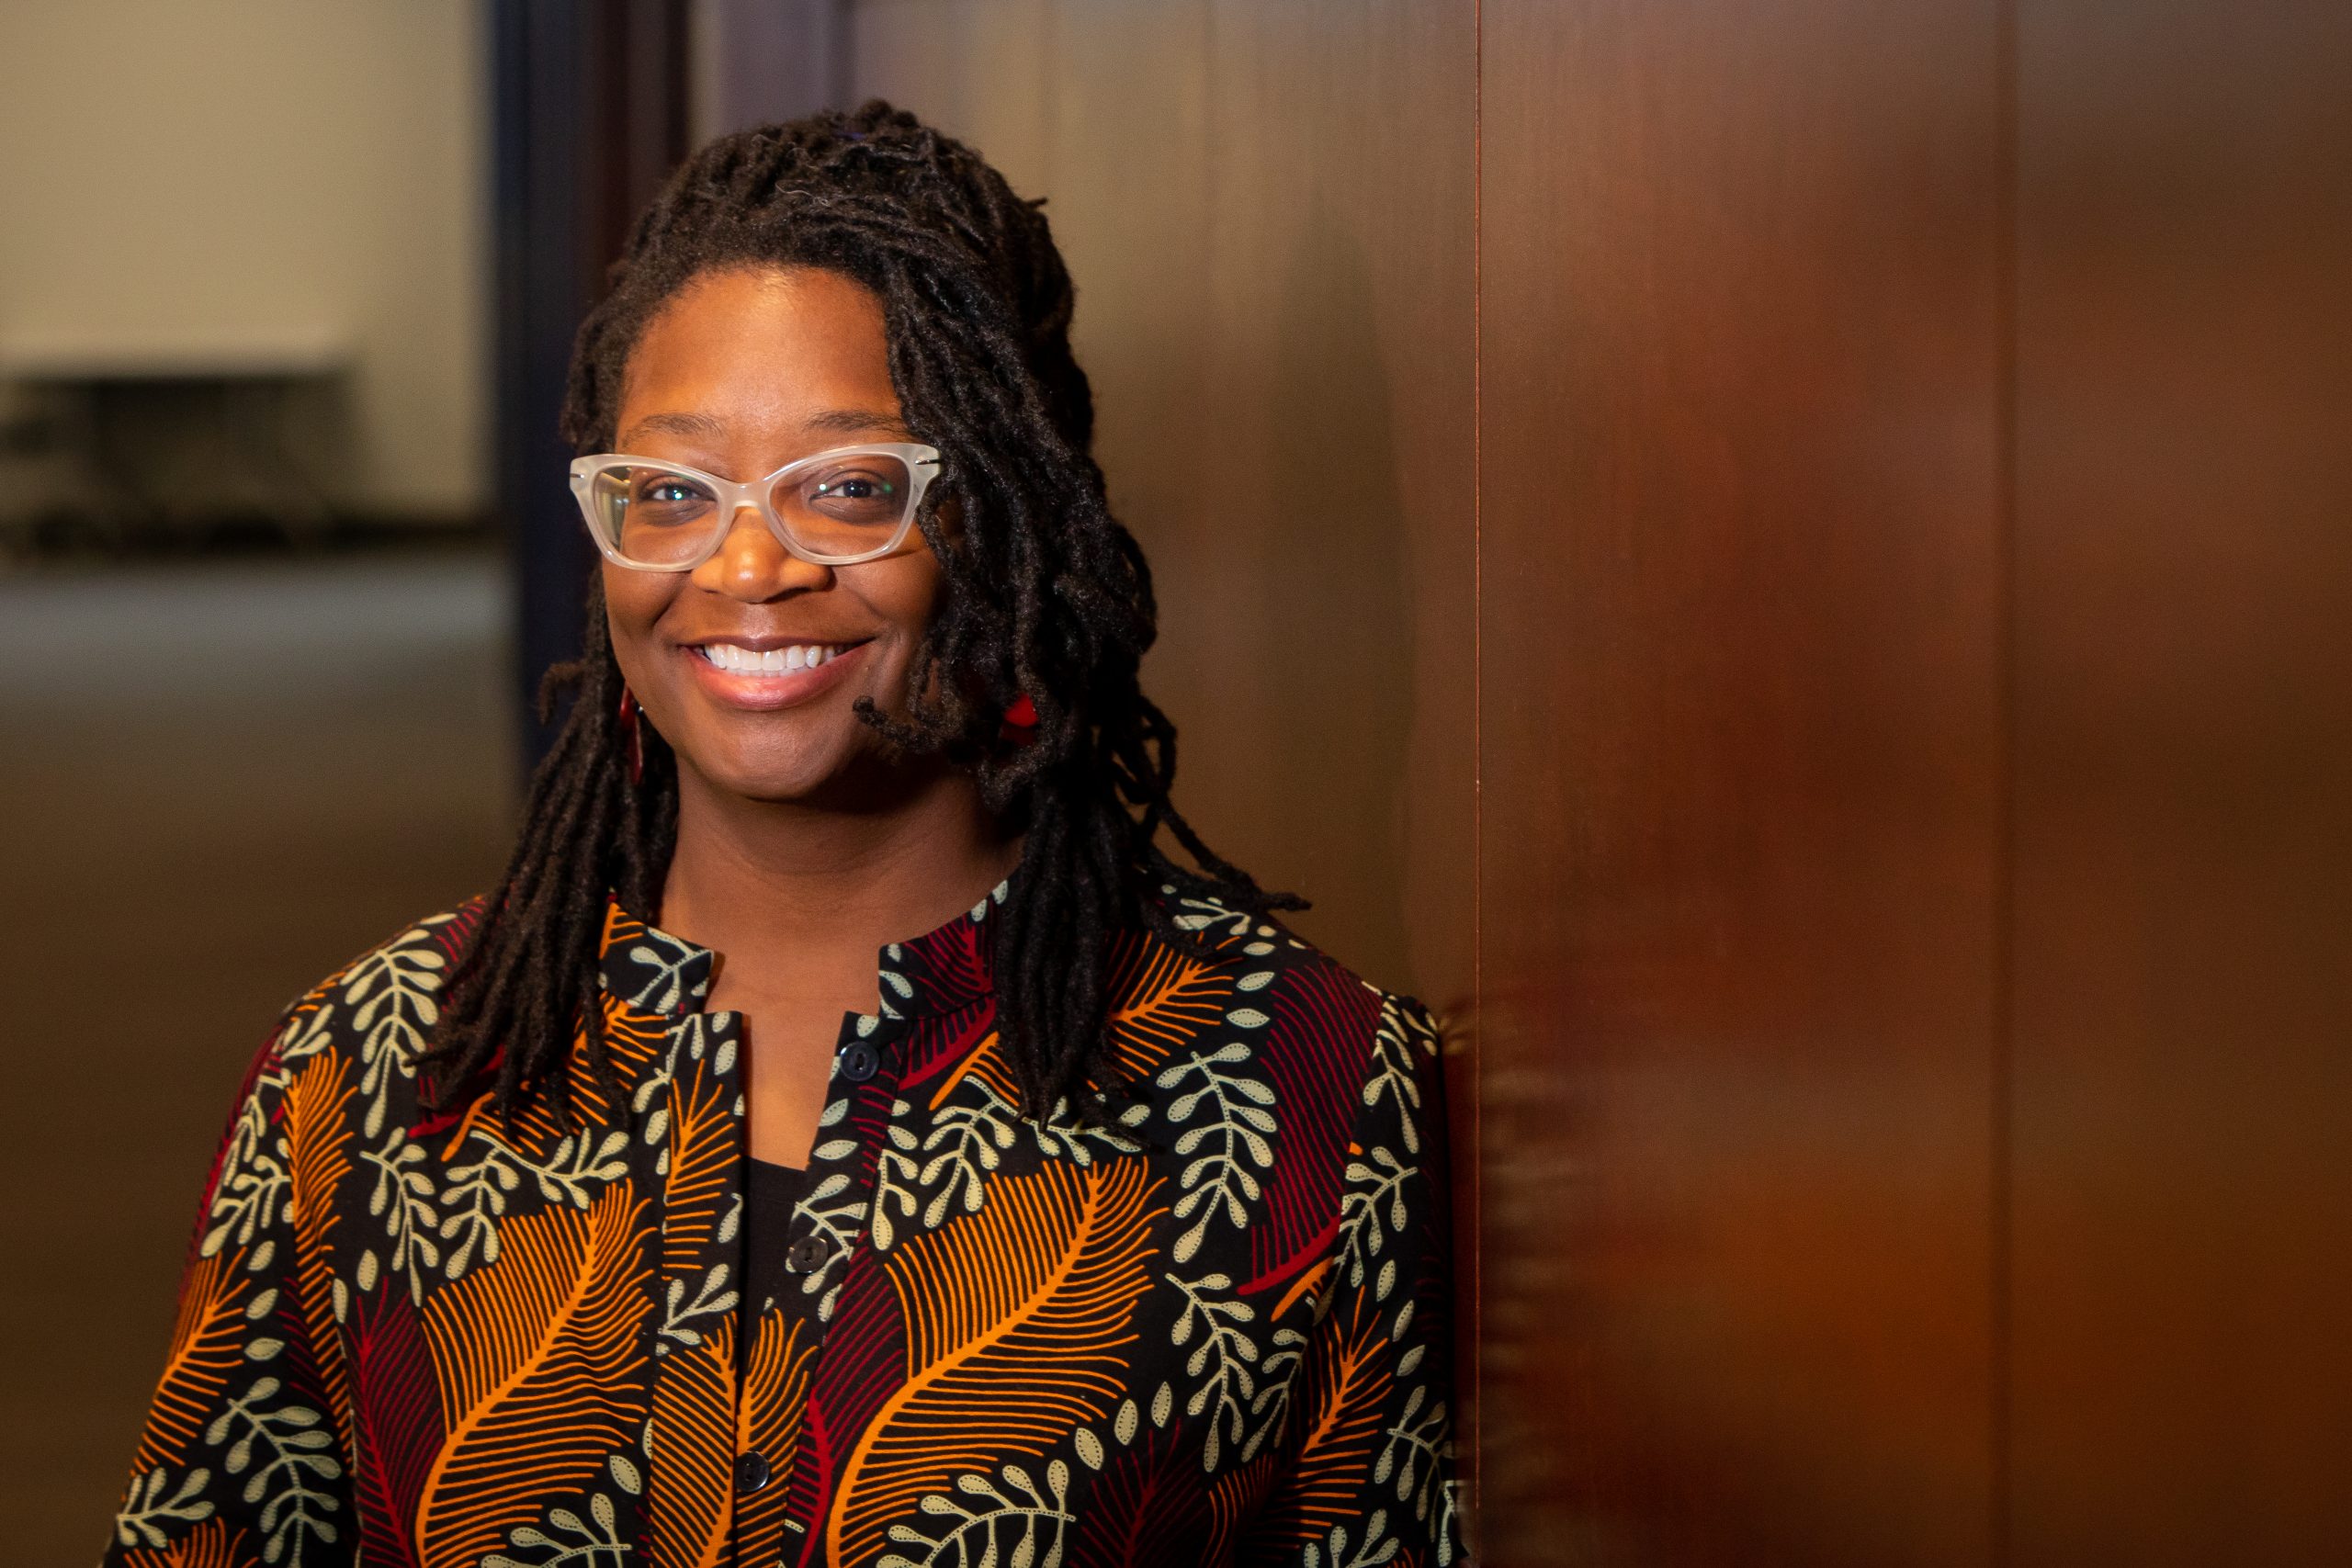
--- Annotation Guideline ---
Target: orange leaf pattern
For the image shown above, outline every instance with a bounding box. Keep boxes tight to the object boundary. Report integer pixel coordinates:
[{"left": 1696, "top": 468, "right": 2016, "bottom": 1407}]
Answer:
[
  {"left": 104, "top": 883, "right": 1459, "bottom": 1565},
  {"left": 129, "top": 1248, "right": 252, "bottom": 1478},
  {"left": 829, "top": 1157, "right": 1160, "bottom": 1563},
  {"left": 415, "top": 1183, "right": 650, "bottom": 1568}
]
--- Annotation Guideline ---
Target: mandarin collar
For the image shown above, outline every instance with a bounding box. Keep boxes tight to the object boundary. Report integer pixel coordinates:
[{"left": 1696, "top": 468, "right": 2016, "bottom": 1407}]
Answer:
[{"left": 594, "top": 875, "right": 1012, "bottom": 1024}]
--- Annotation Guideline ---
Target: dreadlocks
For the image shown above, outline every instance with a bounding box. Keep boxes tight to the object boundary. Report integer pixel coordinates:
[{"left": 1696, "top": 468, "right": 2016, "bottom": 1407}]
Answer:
[{"left": 425, "top": 100, "right": 1300, "bottom": 1127}]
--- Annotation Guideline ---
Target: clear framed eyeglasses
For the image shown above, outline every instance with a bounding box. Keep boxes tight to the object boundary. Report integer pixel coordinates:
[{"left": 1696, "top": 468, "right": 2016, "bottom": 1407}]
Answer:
[{"left": 567, "top": 443, "right": 942, "bottom": 570}]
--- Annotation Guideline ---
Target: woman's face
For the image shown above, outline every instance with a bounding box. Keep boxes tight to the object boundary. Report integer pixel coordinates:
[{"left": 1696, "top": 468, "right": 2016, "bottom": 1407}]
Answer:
[{"left": 602, "top": 265, "right": 942, "bottom": 807}]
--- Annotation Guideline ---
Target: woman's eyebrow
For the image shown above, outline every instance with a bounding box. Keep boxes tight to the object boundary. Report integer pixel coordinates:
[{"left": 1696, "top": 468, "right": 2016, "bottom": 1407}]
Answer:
[
  {"left": 616, "top": 407, "right": 911, "bottom": 448},
  {"left": 617, "top": 411, "right": 728, "bottom": 447},
  {"left": 803, "top": 407, "right": 914, "bottom": 437}
]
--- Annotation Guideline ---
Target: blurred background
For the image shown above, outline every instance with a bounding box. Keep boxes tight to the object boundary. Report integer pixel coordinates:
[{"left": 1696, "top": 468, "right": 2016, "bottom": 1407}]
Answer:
[{"left": 2, "top": 0, "right": 2346, "bottom": 1562}]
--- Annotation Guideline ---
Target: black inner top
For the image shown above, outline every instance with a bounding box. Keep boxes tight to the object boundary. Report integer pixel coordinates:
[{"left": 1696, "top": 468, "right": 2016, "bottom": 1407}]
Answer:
[{"left": 741, "top": 1157, "right": 819, "bottom": 1354}]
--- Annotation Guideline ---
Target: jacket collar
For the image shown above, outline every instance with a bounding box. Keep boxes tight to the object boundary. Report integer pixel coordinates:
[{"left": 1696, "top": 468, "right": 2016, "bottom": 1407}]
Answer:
[{"left": 594, "top": 875, "right": 1011, "bottom": 1025}]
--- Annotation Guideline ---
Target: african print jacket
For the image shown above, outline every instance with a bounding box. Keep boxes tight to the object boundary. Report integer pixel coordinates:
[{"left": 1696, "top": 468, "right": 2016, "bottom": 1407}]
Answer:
[{"left": 107, "top": 881, "right": 1461, "bottom": 1568}]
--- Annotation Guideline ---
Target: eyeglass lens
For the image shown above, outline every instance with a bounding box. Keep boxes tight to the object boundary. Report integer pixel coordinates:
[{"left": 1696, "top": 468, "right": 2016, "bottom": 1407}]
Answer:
[{"left": 586, "top": 452, "right": 916, "bottom": 565}]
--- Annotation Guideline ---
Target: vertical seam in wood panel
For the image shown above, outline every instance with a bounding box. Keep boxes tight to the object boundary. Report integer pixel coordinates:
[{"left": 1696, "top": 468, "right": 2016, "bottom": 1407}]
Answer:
[
  {"left": 1469, "top": 0, "right": 1487, "bottom": 1547},
  {"left": 1992, "top": 0, "right": 2018, "bottom": 1560}
]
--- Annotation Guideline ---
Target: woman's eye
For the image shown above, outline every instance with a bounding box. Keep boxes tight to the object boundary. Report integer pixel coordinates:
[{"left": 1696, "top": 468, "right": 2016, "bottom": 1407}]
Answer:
[
  {"left": 644, "top": 480, "right": 698, "bottom": 503},
  {"left": 813, "top": 473, "right": 893, "bottom": 501},
  {"left": 793, "top": 458, "right": 912, "bottom": 528}
]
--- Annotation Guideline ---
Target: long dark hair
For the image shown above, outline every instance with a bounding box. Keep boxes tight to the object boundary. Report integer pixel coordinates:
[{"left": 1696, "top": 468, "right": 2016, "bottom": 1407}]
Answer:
[{"left": 424, "top": 100, "right": 1299, "bottom": 1126}]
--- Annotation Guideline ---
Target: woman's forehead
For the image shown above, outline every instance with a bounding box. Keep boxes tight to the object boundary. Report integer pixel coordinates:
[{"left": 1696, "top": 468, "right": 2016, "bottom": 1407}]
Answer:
[{"left": 617, "top": 267, "right": 904, "bottom": 450}]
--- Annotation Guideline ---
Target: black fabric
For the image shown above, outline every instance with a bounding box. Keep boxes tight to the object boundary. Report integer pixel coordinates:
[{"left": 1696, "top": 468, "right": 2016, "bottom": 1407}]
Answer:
[{"left": 741, "top": 1156, "right": 820, "bottom": 1348}]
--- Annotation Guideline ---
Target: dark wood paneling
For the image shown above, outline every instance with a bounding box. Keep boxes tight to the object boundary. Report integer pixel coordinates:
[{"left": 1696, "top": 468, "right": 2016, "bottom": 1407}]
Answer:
[
  {"left": 1478, "top": 5, "right": 2006, "bottom": 1562},
  {"left": 808, "top": 5, "right": 2352, "bottom": 1559},
  {"left": 2008, "top": 4, "right": 2352, "bottom": 1560}
]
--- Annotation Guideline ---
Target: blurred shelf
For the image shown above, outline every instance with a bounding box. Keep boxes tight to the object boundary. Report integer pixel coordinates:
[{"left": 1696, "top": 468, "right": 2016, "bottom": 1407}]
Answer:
[{"left": 0, "top": 326, "right": 349, "bottom": 383}]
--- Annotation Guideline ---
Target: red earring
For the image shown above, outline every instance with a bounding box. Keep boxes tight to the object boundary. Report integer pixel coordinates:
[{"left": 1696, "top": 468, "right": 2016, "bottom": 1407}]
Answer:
[
  {"left": 616, "top": 686, "right": 646, "bottom": 784},
  {"left": 1000, "top": 694, "right": 1039, "bottom": 748}
]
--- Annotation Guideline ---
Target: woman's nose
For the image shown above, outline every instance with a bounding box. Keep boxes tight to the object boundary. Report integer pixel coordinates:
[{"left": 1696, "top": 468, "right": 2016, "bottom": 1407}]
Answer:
[{"left": 696, "top": 502, "right": 832, "bottom": 600}]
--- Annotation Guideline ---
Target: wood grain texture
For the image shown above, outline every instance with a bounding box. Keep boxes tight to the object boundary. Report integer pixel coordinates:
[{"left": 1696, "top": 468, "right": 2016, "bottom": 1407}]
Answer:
[
  {"left": 2008, "top": 4, "right": 2352, "bottom": 1560},
  {"left": 1477, "top": 4, "right": 2005, "bottom": 1562},
  {"left": 829, "top": 5, "right": 2352, "bottom": 1558}
]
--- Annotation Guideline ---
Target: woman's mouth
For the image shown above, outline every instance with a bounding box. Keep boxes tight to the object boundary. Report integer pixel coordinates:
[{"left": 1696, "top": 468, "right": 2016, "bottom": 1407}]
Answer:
[
  {"left": 682, "top": 638, "right": 872, "bottom": 709},
  {"left": 696, "top": 641, "right": 854, "bottom": 675}
]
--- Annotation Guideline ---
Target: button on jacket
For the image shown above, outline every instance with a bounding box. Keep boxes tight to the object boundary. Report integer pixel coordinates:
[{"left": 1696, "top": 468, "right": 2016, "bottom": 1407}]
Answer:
[{"left": 107, "top": 881, "right": 1460, "bottom": 1566}]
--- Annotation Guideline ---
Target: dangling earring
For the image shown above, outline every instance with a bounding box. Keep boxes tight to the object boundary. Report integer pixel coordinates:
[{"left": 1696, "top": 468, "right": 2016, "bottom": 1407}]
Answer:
[
  {"left": 616, "top": 686, "right": 646, "bottom": 784},
  {"left": 999, "top": 693, "right": 1039, "bottom": 749}
]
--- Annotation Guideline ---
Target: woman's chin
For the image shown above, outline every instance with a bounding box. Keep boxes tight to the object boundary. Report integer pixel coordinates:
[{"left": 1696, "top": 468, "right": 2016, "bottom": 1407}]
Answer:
[
  {"left": 681, "top": 736, "right": 929, "bottom": 812},
  {"left": 698, "top": 758, "right": 851, "bottom": 807}
]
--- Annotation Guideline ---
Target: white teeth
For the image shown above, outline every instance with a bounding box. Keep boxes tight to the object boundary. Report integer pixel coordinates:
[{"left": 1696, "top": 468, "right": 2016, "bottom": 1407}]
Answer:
[{"left": 698, "top": 643, "right": 840, "bottom": 675}]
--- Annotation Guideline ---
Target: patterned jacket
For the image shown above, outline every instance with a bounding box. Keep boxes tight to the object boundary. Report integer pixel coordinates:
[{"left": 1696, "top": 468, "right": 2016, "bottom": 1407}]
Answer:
[{"left": 107, "top": 880, "right": 1460, "bottom": 1567}]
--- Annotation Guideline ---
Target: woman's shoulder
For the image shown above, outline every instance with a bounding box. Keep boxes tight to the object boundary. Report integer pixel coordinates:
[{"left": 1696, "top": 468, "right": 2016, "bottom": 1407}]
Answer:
[
  {"left": 1117, "top": 885, "right": 1446, "bottom": 1108},
  {"left": 259, "top": 897, "right": 486, "bottom": 1070},
  {"left": 184, "top": 900, "right": 489, "bottom": 1249},
  {"left": 296, "top": 897, "right": 481, "bottom": 1010},
  {"left": 1142, "top": 881, "right": 1441, "bottom": 1013},
  {"left": 1104, "top": 886, "right": 1453, "bottom": 1273}
]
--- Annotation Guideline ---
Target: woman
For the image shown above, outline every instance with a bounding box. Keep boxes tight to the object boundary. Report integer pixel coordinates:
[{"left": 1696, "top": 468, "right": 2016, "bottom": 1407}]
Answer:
[{"left": 107, "top": 102, "right": 1457, "bottom": 1568}]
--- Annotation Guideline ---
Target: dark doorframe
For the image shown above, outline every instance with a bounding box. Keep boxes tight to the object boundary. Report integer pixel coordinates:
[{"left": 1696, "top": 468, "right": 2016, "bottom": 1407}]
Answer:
[{"left": 492, "top": 0, "right": 690, "bottom": 771}]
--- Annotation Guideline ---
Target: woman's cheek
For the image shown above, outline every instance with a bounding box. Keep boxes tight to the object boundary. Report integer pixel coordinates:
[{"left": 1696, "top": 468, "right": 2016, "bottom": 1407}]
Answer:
[
  {"left": 867, "top": 558, "right": 945, "bottom": 710},
  {"left": 601, "top": 574, "right": 681, "bottom": 729}
]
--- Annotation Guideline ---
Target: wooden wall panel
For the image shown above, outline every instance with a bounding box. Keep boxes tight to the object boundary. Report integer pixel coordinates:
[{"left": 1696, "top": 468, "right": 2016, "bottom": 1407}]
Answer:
[
  {"left": 822, "top": 5, "right": 2352, "bottom": 1560},
  {"left": 1478, "top": 5, "right": 2006, "bottom": 1562},
  {"left": 853, "top": 0, "right": 1476, "bottom": 1012},
  {"left": 2008, "top": 4, "right": 2352, "bottom": 1560},
  {"left": 1073, "top": 1, "right": 1479, "bottom": 1012}
]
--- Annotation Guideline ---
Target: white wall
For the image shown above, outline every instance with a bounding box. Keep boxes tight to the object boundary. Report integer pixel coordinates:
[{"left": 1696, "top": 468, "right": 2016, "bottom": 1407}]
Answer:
[{"left": 0, "top": 0, "right": 487, "bottom": 516}]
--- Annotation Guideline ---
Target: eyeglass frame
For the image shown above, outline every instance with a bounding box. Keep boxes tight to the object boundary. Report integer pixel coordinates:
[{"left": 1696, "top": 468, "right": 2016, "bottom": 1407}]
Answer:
[{"left": 566, "top": 442, "right": 943, "bottom": 570}]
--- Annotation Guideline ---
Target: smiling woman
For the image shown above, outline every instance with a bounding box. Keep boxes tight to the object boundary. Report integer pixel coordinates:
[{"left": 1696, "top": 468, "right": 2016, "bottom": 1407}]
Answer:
[
  {"left": 103, "top": 102, "right": 1460, "bottom": 1566},
  {"left": 601, "top": 272, "right": 952, "bottom": 806},
  {"left": 592, "top": 267, "right": 1003, "bottom": 1168}
]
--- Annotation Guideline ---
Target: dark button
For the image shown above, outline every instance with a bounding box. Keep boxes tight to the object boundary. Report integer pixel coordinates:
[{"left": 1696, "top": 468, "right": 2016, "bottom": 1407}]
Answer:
[
  {"left": 837, "top": 1040, "right": 881, "bottom": 1083},
  {"left": 734, "top": 1450, "right": 771, "bottom": 1496},
  {"left": 786, "top": 1234, "right": 831, "bottom": 1274}
]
